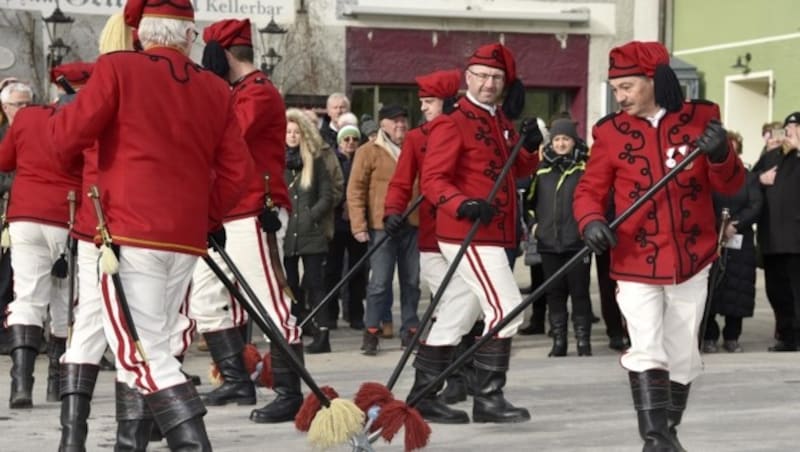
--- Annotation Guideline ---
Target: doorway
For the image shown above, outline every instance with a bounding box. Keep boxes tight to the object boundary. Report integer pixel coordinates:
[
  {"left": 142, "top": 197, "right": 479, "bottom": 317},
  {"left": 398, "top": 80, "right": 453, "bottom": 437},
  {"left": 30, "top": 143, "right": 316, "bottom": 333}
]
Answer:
[{"left": 724, "top": 71, "right": 774, "bottom": 166}]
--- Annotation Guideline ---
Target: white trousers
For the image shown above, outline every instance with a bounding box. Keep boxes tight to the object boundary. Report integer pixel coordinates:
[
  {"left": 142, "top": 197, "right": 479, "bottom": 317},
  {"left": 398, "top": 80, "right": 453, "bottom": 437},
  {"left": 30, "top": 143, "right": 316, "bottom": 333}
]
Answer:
[
  {"left": 100, "top": 246, "right": 197, "bottom": 393},
  {"left": 438, "top": 243, "right": 524, "bottom": 339},
  {"left": 5, "top": 221, "right": 70, "bottom": 337},
  {"left": 190, "top": 212, "right": 300, "bottom": 344},
  {"left": 63, "top": 241, "right": 196, "bottom": 366},
  {"left": 420, "top": 251, "right": 483, "bottom": 346},
  {"left": 61, "top": 240, "right": 106, "bottom": 364},
  {"left": 616, "top": 265, "right": 710, "bottom": 385}
]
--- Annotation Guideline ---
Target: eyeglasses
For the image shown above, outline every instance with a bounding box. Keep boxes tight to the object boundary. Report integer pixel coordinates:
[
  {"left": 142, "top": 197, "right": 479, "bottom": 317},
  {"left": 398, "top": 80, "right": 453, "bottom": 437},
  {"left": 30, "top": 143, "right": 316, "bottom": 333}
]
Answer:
[
  {"left": 467, "top": 69, "right": 505, "bottom": 83},
  {"left": 341, "top": 136, "right": 359, "bottom": 143}
]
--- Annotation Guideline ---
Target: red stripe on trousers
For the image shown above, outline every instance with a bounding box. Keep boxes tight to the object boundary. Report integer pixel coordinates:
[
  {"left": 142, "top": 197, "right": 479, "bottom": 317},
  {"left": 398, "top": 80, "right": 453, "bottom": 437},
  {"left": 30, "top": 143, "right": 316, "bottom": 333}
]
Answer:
[
  {"left": 101, "top": 274, "right": 157, "bottom": 392},
  {"left": 465, "top": 245, "right": 504, "bottom": 334}
]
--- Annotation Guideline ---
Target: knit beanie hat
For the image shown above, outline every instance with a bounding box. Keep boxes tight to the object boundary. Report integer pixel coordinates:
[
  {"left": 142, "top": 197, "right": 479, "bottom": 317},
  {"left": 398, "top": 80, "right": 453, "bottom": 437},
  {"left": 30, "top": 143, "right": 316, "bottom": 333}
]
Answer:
[{"left": 337, "top": 125, "right": 361, "bottom": 143}]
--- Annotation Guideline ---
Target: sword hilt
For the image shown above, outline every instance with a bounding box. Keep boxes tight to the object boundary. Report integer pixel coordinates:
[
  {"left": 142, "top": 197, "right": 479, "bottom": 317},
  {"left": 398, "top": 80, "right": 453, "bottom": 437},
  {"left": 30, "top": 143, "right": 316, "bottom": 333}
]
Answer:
[
  {"left": 88, "top": 185, "right": 113, "bottom": 246},
  {"left": 67, "top": 190, "right": 77, "bottom": 231}
]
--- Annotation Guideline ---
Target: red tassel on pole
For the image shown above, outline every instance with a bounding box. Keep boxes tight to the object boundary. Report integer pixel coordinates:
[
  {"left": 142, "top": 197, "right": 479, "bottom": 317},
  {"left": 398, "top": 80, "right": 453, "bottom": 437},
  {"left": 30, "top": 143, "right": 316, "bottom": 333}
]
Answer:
[
  {"left": 256, "top": 350, "right": 273, "bottom": 388},
  {"left": 354, "top": 381, "right": 394, "bottom": 413}
]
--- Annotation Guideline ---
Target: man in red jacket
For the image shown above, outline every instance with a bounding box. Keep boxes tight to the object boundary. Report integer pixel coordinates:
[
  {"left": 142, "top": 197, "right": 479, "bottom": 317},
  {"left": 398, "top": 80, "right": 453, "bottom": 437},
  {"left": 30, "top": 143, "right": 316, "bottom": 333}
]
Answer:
[
  {"left": 196, "top": 18, "right": 302, "bottom": 425},
  {"left": 420, "top": 43, "right": 542, "bottom": 423},
  {"left": 48, "top": 0, "right": 252, "bottom": 449},
  {"left": 384, "top": 68, "right": 481, "bottom": 424},
  {"left": 573, "top": 41, "right": 744, "bottom": 451},
  {"left": 1, "top": 75, "right": 82, "bottom": 410}
]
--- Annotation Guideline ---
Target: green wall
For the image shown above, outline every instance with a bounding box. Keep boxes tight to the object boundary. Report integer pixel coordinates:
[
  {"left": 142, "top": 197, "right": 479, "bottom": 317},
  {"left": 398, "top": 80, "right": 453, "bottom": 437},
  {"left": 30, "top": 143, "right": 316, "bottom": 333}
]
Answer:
[{"left": 673, "top": 0, "right": 800, "bottom": 119}]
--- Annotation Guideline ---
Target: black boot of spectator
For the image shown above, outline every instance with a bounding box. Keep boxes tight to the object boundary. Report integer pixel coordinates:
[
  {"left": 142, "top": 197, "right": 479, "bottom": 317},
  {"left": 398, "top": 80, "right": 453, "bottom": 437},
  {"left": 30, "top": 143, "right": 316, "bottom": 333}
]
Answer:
[
  {"left": 548, "top": 312, "right": 568, "bottom": 357},
  {"left": 573, "top": 316, "right": 592, "bottom": 357}
]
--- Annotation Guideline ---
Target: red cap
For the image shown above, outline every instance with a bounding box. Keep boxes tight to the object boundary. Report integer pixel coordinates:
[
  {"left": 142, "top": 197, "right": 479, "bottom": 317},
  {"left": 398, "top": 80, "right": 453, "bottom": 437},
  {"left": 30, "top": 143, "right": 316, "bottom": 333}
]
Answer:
[
  {"left": 415, "top": 69, "right": 461, "bottom": 99},
  {"left": 203, "top": 19, "right": 252, "bottom": 48},
  {"left": 124, "top": 0, "right": 194, "bottom": 29},
  {"left": 608, "top": 41, "right": 670, "bottom": 79},
  {"left": 467, "top": 43, "right": 516, "bottom": 83},
  {"left": 50, "top": 62, "right": 94, "bottom": 85}
]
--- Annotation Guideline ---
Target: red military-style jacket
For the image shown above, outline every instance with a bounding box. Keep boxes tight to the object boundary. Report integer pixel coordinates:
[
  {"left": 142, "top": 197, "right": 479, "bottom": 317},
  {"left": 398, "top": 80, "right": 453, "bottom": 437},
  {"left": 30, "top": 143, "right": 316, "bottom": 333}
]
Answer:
[
  {"left": 49, "top": 47, "right": 253, "bottom": 256},
  {"left": 384, "top": 121, "right": 436, "bottom": 252},
  {"left": 573, "top": 100, "right": 745, "bottom": 284},
  {"left": 0, "top": 105, "right": 82, "bottom": 227},
  {"left": 225, "top": 70, "right": 290, "bottom": 220},
  {"left": 421, "top": 96, "right": 538, "bottom": 248}
]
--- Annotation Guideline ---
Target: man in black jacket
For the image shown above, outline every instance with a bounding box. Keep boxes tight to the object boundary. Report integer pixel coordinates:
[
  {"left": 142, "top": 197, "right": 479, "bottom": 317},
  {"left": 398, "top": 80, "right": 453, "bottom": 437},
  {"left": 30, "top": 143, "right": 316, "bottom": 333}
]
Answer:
[{"left": 753, "top": 112, "right": 800, "bottom": 352}]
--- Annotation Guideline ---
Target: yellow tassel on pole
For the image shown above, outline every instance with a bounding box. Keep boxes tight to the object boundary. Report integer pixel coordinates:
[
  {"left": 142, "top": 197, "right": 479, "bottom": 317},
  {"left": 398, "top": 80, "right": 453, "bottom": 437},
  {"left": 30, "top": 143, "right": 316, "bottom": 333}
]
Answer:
[
  {"left": 99, "top": 243, "right": 119, "bottom": 275},
  {"left": 307, "top": 399, "right": 365, "bottom": 449}
]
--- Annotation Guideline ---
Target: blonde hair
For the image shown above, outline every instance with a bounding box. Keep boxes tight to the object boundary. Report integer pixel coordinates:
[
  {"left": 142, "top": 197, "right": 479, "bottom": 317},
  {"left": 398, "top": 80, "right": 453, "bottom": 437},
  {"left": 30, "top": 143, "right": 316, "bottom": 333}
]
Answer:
[
  {"left": 286, "top": 108, "right": 324, "bottom": 189},
  {"left": 99, "top": 13, "right": 134, "bottom": 54}
]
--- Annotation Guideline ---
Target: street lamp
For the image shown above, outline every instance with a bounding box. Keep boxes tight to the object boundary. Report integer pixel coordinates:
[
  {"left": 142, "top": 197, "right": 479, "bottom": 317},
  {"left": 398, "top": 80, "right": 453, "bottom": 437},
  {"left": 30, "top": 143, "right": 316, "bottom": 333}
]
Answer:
[
  {"left": 257, "top": 15, "right": 287, "bottom": 75},
  {"left": 42, "top": 2, "right": 74, "bottom": 68}
]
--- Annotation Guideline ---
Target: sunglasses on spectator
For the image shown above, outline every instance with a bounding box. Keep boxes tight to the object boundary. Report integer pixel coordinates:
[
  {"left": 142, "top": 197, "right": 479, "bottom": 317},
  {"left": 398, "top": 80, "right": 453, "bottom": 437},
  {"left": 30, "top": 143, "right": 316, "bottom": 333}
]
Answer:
[{"left": 341, "top": 136, "right": 359, "bottom": 143}]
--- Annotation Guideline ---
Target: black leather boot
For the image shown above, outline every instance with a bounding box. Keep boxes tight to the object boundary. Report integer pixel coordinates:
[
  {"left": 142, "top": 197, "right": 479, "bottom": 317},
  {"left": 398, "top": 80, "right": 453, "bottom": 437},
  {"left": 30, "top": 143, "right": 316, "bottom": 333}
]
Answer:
[
  {"left": 305, "top": 327, "right": 331, "bottom": 354},
  {"left": 472, "top": 338, "right": 530, "bottom": 423},
  {"left": 202, "top": 327, "right": 256, "bottom": 406},
  {"left": 146, "top": 381, "right": 211, "bottom": 452},
  {"left": 9, "top": 324, "right": 42, "bottom": 408},
  {"left": 440, "top": 329, "right": 477, "bottom": 405},
  {"left": 407, "top": 344, "right": 469, "bottom": 424},
  {"left": 548, "top": 312, "right": 568, "bottom": 357},
  {"left": 115, "top": 382, "right": 154, "bottom": 452},
  {"left": 667, "top": 381, "right": 690, "bottom": 452},
  {"left": 59, "top": 363, "right": 99, "bottom": 452},
  {"left": 629, "top": 370, "right": 680, "bottom": 452},
  {"left": 250, "top": 343, "right": 304, "bottom": 423},
  {"left": 47, "top": 336, "right": 67, "bottom": 402},
  {"left": 573, "top": 316, "right": 592, "bottom": 357}
]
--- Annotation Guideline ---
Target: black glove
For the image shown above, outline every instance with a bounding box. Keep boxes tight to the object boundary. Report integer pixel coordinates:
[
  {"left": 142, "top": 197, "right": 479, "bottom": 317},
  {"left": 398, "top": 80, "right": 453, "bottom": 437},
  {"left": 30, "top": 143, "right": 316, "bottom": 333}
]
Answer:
[
  {"left": 582, "top": 220, "right": 617, "bottom": 255},
  {"left": 519, "top": 117, "right": 544, "bottom": 153},
  {"left": 207, "top": 227, "right": 226, "bottom": 250},
  {"left": 259, "top": 208, "right": 282, "bottom": 233},
  {"left": 383, "top": 214, "right": 406, "bottom": 238},
  {"left": 456, "top": 199, "right": 495, "bottom": 225},
  {"left": 695, "top": 120, "right": 729, "bottom": 163}
]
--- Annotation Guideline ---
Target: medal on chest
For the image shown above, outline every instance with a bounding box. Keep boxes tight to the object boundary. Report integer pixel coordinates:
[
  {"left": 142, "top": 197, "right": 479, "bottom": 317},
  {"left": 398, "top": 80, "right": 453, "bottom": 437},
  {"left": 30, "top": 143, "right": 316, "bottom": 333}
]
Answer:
[{"left": 665, "top": 144, "right": 692, "bottom": 170}]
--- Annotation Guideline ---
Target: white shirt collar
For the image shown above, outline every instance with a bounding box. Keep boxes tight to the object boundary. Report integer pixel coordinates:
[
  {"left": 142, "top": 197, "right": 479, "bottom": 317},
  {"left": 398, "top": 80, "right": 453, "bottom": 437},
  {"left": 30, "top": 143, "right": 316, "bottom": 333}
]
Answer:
[
  {"left": 646, "top": 108, "right": 667, "bottom": 127},
  {"left": 466, "top": 91, "right": 497, "bottom": 116}
]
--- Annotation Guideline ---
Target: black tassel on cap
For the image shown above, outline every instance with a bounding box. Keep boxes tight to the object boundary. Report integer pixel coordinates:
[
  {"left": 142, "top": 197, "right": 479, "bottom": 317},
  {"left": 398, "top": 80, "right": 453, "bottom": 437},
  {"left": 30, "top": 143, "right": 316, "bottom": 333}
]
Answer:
[
  {"left": 442, "top": 96, "right": 458, "bottom": 114},
  {"left": 202, "top": 40, "right": 230, "bottom": 78},
  {"left": 502, "top": 78, "right": 526, "bottom": 120},
  {"left": 51, "top": 253, "right": 68, "bottom": 279},
  {"left": 654, "top": 63, "right": 684, "bottom": 113}
]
